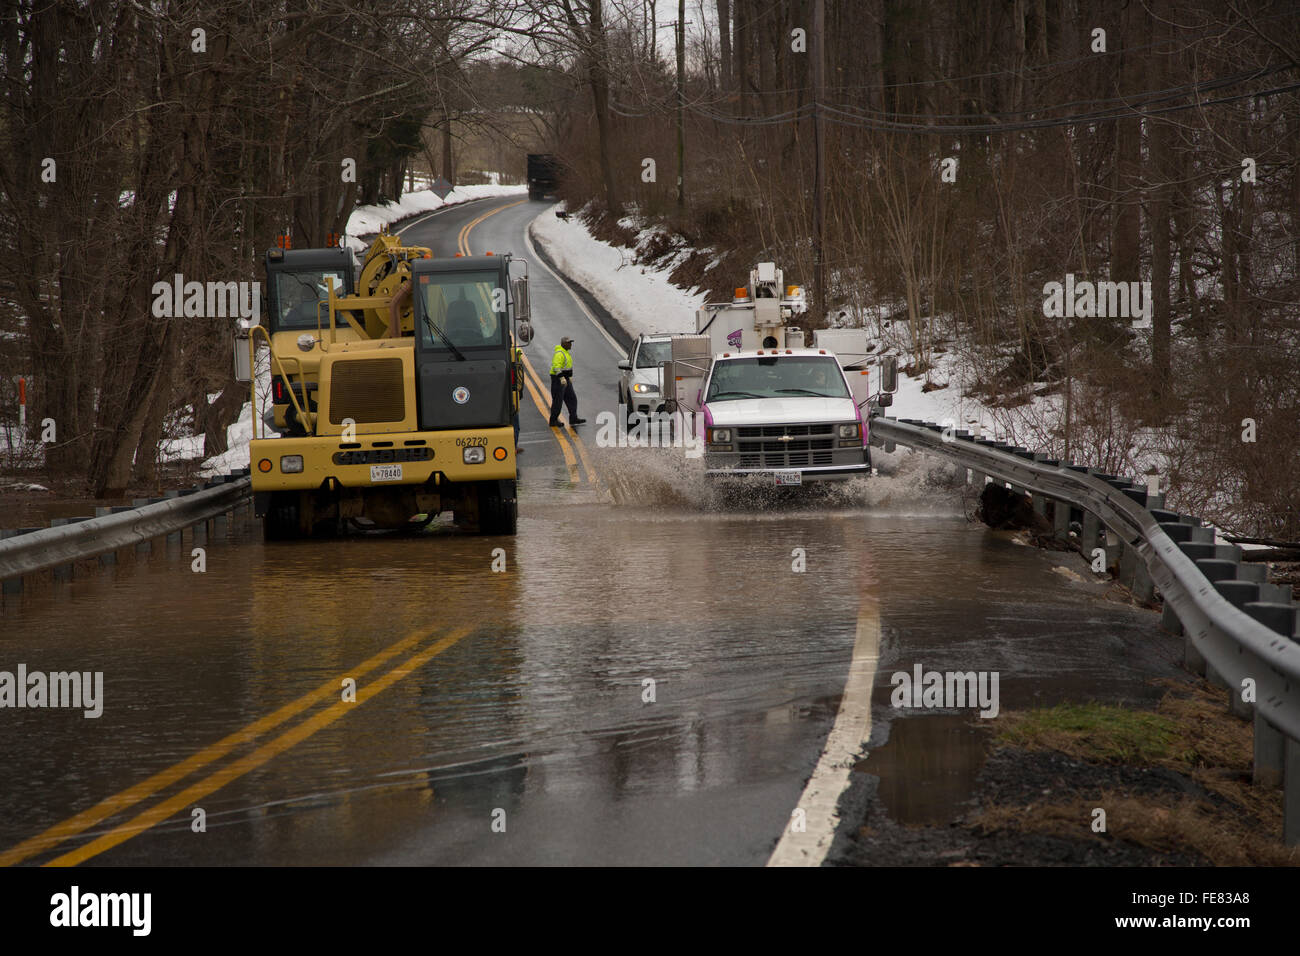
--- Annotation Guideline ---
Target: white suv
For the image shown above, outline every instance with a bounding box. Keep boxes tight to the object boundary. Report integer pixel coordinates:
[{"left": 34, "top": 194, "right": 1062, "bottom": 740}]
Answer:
[{"left": 617, "top": 333, "right": 676, "bottom": 421}]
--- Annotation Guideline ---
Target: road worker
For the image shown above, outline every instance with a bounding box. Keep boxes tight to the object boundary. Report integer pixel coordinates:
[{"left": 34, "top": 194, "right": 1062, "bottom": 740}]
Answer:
[{"left": 548, "top": 335, "right": 585, "bottom": 427}]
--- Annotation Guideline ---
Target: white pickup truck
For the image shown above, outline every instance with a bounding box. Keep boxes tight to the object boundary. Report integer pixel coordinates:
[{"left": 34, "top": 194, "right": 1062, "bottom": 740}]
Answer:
[{"left": 670, "top": 335, "right": 894, "bottom": 486}]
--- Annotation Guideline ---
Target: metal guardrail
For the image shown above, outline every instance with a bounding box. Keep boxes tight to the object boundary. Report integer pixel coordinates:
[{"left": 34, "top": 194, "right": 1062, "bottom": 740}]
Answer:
[
  {"left": 871, "top": 414, "right": 1300, "bottom": 844},
  {"left": 0, "top": 476, "right": 251, "bottom": 583}
]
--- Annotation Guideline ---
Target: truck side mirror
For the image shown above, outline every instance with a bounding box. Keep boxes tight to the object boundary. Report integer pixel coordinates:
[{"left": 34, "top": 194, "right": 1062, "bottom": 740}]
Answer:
[
  {"left": 516, "top": 321, "right": 534, "bottom": 346},
  {"left": 880, "top": 355, "right": 898, "bottom": 393},
  {"left": 234, "top": 324, "right": 252, "bottom": 383}
]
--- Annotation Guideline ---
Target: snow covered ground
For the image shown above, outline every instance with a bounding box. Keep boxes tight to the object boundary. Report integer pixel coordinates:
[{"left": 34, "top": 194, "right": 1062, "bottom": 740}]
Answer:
[
  {"left": 528, "top": 204, "right": 1011, "bottom": 439},
  {"left": 530, "top": 206, "right": 708, "bottom": 339}
]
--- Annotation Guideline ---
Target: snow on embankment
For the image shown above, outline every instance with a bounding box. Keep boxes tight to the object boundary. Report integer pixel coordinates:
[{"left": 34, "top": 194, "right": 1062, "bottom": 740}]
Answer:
[
  {"left": 529, "top": 208, "right": 707, "bottom": 340},
  {"left": 194, "top": 183, "right": 525, "bottom": 474},
  {"left": 528, "top": 205, "right": 997, "bottom": 434}
]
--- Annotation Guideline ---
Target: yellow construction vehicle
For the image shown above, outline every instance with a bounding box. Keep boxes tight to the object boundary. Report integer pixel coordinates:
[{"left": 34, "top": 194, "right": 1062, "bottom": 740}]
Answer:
[{"left": 235, "top": 228, "right": 533, "bottom": 538}]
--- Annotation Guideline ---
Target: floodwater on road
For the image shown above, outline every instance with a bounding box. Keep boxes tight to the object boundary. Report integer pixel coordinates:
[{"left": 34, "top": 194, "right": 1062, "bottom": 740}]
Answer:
[{"left": 0, "top": 448, "right": 1173, "bottom": 865}]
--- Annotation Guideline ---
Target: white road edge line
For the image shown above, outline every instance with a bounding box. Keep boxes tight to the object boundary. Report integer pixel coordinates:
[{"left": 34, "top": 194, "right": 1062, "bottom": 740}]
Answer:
[
  {"left": 524, "top": 218, "right": 626, "bottom": 354},
  {"left": 767, "top": 596, "right": 881, "bottom": 867}
]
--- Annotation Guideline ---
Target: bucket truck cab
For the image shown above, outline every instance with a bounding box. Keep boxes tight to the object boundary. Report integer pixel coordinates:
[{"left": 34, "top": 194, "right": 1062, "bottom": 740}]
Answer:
[{"left": 662, "top": 263, "right": 896, "bottom": 486}]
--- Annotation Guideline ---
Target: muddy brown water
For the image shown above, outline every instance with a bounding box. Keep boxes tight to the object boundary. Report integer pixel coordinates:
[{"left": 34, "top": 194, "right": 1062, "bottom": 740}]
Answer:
[{"left": 0, "top": 449, "right": 1177, "bottom": 865}]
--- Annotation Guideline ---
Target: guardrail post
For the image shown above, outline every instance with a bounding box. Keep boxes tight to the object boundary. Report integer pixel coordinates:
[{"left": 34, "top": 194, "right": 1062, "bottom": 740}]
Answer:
[
  {"left": 1053, "top": 501, "right": 1070, "bottom": 545},
  {"left": 1131, "top": 552, "right": 1155, "bottom": 605},
  {"left": 165, "top": 491, "right": 182, "bottom": 543},
  {"left": 1215, "top": 580, "right": 1263, "bottom": 719},
  {"left": 1105, "top": 530, "right": 1122, "bottom": 575},
  {"left": 189, "top": 484, "right": 209, "bottom": 543},
  {"left": 1195, "top": 559, "right": 1243, "bottom": 688},
  {"left": 0, "top": 529, "right": 21, "bottom": 596},
  {"left": 1286, "top": 737, "right": 1300, "bottom": 846},
  {"left": 50, "top": 518, "right": 75, "bottom": 580},
  {"left": 94, "top": 507, "right": 117, "bottom": 565},
  {"left": 132, "top": 499, "right": 152, "bottom": 553},
  {"left": 1081, "top": 512, "right": 1101, "bottom": 567},
  {"left": 1255, "top": 715, "right": 1284, "bottom": 788}
]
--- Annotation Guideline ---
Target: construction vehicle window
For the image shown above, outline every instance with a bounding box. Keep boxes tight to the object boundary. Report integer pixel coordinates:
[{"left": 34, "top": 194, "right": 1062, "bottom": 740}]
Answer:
[
  {"left": 417, "top": 271, "right": 504, "bottom": 349},
  {"left": 275, "top": 272, "right": 346, "bottom": 330},
  {"left": 635, "top": 340, "right": 672, "bottom": 368},
  {"left": 705, "top": 356, "right": 850, "bottom": 401}
]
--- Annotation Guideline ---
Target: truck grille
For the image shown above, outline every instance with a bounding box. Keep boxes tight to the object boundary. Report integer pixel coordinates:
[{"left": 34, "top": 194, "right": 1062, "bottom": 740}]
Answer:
[
  {"left": 735, "top": 423, "right": 835, "bottom": 468},
  {"left": 329, "top": 358, "right": 405, "bottom": 424}
]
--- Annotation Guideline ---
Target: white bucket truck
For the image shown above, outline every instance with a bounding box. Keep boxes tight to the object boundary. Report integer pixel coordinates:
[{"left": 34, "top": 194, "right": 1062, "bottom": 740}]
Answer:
[{"left": 662, "top": 264, "right": 896, "bottom": 485}]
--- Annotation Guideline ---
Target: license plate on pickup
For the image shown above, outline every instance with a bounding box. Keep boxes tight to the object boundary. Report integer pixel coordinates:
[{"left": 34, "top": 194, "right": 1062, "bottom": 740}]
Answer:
[
  {"left": 774, "top": 470, "right": 802, "bottom": 486},
  {"left": 370, "top": 464, "right": 403, "bottom": 482}
]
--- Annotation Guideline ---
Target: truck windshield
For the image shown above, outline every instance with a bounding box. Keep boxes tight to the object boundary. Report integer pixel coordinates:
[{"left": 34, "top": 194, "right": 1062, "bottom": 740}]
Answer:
[
  {"left": 274, "top": 271, "right": 348, "bottom": 331},
  {"left": 706, "top": 356, "right": 850, "bottom": 401},
  {"left": 418, "top": 270, "right": 505, "bottom": 350},
  {"left": 635, "top": 340, "right": 673, "bottom": 368}
]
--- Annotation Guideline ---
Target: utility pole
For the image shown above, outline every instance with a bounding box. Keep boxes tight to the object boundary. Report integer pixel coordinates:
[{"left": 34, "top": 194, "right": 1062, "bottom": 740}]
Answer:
[
  {"left": 676, "top": 0, "right": 686, "bottom": 213},
  {"left": 661, "top": 11, "right": 692, "bottom": 214},
  {"left": 812, "top": 0, "right": 826, "bottom": 326}
]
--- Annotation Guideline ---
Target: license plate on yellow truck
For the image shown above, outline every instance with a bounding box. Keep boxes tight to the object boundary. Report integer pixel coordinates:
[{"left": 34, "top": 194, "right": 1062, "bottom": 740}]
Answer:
[{"left": 370, "top": 464, "right": 403, "bottom": 482}]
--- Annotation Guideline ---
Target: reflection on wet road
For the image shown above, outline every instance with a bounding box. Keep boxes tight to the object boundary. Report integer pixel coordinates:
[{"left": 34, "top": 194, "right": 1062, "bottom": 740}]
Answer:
[{"left": 0, "top": 456, "right": 1168, "bottom": 865}]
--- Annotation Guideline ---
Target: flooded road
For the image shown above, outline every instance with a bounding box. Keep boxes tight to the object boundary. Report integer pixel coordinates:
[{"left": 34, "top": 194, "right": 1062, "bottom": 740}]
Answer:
[
  {"left": 0, "top": 457, "right": 1171, "bottom": 865},
  {"left": 0, "top": 199, "right": 1176, "bottom": 866}
]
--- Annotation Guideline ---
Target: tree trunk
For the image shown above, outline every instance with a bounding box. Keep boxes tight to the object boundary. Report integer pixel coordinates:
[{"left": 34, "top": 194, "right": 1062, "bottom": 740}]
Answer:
[
  {"left": 716, "top": 0, "right": 731, "bottom": 89},
  {"left": 442, "top": 113, "right": 454, "bottom": 184},
  {"left": 735, "top": 0, "right": 751, "bottom": 114},
  {"left": 589, "top": 1, "right": 620, "bottom": 211},
  {"left": 199, "top": 381, "right": 249, "bottom": 460},
  {"left": 1110, "top": 0, "right": 1143, "bottom": 342},
  {"left": 1148, "top": 0, "right": 1171, "bottom": 394}
]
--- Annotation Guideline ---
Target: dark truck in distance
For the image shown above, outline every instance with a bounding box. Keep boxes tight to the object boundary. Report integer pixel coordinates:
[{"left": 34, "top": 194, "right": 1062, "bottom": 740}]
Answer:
[{"left": 527, "top": 153, "right": 560, "bottom": 200}]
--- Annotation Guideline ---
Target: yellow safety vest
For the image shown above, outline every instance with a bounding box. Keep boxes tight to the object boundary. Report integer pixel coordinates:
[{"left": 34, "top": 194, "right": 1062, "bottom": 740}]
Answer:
[{"left": 550, "top": 344, "right": 573, "bottom": 376}]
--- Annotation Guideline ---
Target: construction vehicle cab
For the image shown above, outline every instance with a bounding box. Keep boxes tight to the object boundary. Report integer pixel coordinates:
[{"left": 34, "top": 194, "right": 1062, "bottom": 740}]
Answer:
[
  {"left": 262, "top": 246, "right": 358, "bottom": 435},
  {"left": 243, "top": 232, "right": 527, "bottom": 538}
]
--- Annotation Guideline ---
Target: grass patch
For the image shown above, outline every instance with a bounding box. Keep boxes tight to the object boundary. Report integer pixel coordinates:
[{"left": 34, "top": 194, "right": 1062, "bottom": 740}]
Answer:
[
  {"left": 997, "top": 701, "right": 1190, "bottom": 765},
  {"left": 974, "top": 792, "right": 1298, "bottom": 866},
  {"left": 984, "top": 680, "right": 1297, "bottom": 864}
]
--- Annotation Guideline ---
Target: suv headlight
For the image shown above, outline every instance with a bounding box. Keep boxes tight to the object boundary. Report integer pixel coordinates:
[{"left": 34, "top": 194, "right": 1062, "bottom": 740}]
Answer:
[{"left": 631, "top": 382, "right": 658, "bottom": 394}]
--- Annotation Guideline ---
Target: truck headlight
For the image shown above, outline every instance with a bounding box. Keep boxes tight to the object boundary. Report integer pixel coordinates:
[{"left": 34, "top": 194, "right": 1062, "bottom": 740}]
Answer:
[
  {"left": 280, "top": 455, "right": 304, "bottom": 473},
  {"left": 463, "top": 446, "right": 486, "bottom": 464},
  {"left": 708, "top": 427, "right": 731, "bottom": 444},
  {"left": 631, "top": 382, "right": 658, "bottom": 394},
  {"left": 838, "top": 423, "right": 860, "bottom": 439}
]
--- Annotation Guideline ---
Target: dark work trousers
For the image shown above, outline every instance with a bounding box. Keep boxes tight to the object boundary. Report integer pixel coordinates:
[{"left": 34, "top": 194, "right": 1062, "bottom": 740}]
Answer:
[{"left": 549, "top": 374, "right": 578, "bottom": 423}]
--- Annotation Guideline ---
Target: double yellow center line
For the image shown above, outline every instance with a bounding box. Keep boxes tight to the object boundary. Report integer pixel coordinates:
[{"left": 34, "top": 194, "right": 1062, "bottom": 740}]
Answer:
[
  {"left": 1, "top": 624, "right": 474, "bottom": 867},
  {"left": 456, "top": 199, "right": 601, "bottom": 488}
]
